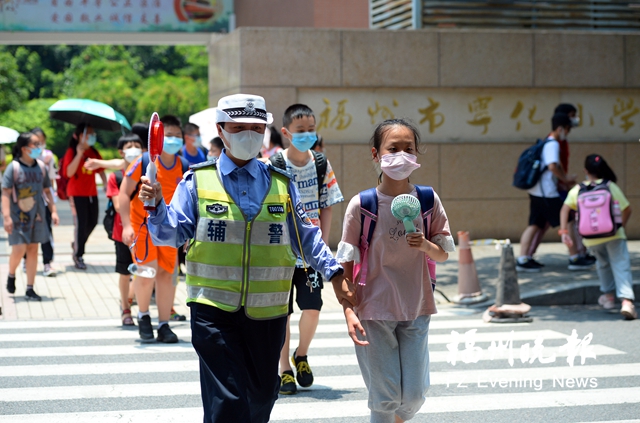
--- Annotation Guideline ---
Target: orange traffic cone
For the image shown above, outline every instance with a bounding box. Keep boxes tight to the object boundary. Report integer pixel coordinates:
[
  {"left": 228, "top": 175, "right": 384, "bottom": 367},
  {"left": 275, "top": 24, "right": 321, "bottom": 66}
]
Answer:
[
  {"left": 483, "top": 243, "right": 532, "bottom": 323},
  {"left": 453, "top": 231, "right": 488, "bottom": 305}
]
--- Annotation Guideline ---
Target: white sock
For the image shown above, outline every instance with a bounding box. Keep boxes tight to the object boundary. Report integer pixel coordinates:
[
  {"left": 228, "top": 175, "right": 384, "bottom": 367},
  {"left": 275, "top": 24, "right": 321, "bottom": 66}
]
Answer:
[
  {"left": 517, "top": 256, "right": 530, "bottom": 264},
  {"left": 138, "top": 311, "right": 150, "bottom": 319},
  {"left": 570, "top": 254, "right": 579, "bottom": 260}
]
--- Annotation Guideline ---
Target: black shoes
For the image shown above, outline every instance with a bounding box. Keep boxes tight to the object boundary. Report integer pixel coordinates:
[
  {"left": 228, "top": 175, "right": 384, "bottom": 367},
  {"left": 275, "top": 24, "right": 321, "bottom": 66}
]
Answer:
[
  {"left": 156, "top": 324, "right": 178, "bottom": 343},
  {"left": 73, "top": 256, "right": 87, "bottom": 270},
  {"left": 516, "top": 257, "right": 544, "bottom": 273},
  {"left": 568, "top": 255, "right": 596, "bottom": 271},
  {"left": 25, "top": 288, "right": 42, "bottom": 301},
  {"left": 6, "top": 275, "right": 16, "bottom": 294},
  {"left": 138, "top": 315, "right": 155, "bottom": 343},
  {"left": 279, "top": 370, "right": 297, "bottom": 395},
  {"left": 292, "top": 348, "right": 314, "bottom": 388}
]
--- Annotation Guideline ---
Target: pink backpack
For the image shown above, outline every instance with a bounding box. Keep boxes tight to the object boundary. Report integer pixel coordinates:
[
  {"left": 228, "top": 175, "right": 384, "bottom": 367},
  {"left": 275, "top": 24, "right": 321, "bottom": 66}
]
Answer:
[{"left": 576, "top": 181, "right": 622, "bottom": 239}]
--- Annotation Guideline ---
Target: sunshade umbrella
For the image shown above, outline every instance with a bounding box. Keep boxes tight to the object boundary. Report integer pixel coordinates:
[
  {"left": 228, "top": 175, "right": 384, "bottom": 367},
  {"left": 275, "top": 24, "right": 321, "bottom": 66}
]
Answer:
[
  {"left": 0, "top": 126, "right": 20, "bottom": 144},
  {"left": 49, "top": 99, "right": 131, "bottom": 132},
  {"left": 189, "top": 107, "right": 219, "bottom": 150}
]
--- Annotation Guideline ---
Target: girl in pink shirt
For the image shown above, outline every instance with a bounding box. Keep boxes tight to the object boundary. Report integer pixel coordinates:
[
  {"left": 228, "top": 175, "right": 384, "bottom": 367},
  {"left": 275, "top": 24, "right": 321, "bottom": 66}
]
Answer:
[{"left": 336, "top": 118, "right": 455, "bottom": 423}]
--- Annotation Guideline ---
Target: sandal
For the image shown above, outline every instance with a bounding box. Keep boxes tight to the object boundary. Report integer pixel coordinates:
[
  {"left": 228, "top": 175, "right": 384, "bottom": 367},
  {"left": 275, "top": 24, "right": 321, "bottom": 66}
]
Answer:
[{"left": 122, "top": 309, "right": 135, "bottom": 326}]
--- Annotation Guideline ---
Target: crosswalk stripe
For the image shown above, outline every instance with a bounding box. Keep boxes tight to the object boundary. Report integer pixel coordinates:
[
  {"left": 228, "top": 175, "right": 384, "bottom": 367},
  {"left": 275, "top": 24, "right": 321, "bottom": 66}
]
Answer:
[
  {"left": 0, "top": 316, "right": 520, "bottom": 331},
  {"left": 0, "top": 341, "right": 622, "bottom": 360},
  {"left": 0, "top": 328, "right": 564, "bottom": 344},
  {"left": 1, "top": 387, "right": 639, "bottom": 422},
  {"left": 2, "top": 357, "right": 636, "bottom": 385},
  {"left": 2, "top": 363, "right": 639, "bottom": 400}
]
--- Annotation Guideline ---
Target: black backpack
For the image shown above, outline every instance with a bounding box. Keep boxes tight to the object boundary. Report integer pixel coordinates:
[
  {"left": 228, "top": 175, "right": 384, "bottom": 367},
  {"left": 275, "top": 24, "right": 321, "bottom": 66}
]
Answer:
[
  {"left": 103, "top": 170, "right": 124, "bottom": 241},
  {"left": 269, "top": 151, "right": 327, "bottom": 199},
  {"left": 512, "top": 138, "right": 550, "bottom": 190}
]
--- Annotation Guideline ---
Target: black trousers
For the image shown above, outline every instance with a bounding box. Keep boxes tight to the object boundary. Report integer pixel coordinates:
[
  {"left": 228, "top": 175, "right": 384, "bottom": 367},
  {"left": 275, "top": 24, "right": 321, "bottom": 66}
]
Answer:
[
  {"left": 25, "top": 208, "right": 53, "bottom": 264},
  {"left": 70, "top": 196, "right": 99, "bottom": 258},
  {"left": 189, "top": 302, "right": 287, "bottom": 423},
  {"left": 41, "top": 207, "right": 53, "bottom": 264}
]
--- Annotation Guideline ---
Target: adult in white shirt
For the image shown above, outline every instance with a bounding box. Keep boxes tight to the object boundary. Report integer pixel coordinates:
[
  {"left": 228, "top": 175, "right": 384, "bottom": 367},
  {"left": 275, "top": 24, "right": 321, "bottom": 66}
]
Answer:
[{"left": 516, "top": 114, "right": 577, "bottom": 272}]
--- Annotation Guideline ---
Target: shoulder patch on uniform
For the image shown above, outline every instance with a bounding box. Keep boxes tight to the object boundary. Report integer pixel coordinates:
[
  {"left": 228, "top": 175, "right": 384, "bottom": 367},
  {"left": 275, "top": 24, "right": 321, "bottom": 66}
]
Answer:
[
  {"left": 190, "top": 158, "right": 217, "bottom": 171},
  {"left": 206, "top": 203, "right": 228, "bottom": 215},
  {"left": 268, "top": 163, "right": 293, "bottom": 180}
]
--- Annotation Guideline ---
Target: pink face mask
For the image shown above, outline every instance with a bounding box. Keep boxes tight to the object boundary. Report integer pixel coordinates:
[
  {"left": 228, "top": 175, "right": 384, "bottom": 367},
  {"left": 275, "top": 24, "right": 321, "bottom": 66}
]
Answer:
[{"left": 379, "top": 152, "right": 421, "bottom": 180}]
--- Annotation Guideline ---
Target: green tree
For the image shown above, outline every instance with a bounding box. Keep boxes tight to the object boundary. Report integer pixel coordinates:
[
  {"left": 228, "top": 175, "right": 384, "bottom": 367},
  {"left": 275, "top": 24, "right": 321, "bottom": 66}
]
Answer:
[
  {"left": 134, "top": 73, "right": 208, "bottom": 125},
  {"left": 0, "top": 51, "right": 31, "bottom": 114},
  {"left": 0, "top": 98, "right": 69, "bottom": 157},
  {"left": 174, "top": 46, "right": 208, "bottom": 80}
]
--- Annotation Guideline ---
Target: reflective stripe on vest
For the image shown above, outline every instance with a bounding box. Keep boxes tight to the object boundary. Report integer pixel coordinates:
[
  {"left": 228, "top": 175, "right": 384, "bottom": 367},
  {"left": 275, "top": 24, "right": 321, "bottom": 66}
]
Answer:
[{"left": 185, "top": 164, "right": 296, "bottom": 319}]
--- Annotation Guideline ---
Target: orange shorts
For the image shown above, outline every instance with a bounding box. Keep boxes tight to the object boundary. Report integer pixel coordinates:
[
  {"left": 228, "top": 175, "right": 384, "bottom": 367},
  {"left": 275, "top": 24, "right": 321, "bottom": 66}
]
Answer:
[{"left": 130, "top": 222, "right": 177, "bottom": 274}]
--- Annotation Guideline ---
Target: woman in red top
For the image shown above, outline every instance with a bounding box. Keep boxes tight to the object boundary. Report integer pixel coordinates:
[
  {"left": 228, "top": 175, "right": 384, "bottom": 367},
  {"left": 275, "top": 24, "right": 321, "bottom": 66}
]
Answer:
[{"left": 62, "top": 124, "right": 107, "bottom": 269}]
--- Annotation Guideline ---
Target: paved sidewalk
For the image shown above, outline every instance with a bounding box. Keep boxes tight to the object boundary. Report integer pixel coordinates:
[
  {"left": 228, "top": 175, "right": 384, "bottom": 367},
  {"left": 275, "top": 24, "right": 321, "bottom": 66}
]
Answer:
[{"left": 1, "top": 190, "right": 638, "bottom": 320}]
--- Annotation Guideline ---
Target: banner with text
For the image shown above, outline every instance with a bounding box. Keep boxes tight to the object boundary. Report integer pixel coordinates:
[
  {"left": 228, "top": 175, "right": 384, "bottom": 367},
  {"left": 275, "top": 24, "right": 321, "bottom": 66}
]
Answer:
[
  {"left": 298, "top": 88, "right": 640, "bottom": 143},
  {"left": 0, "top": 0, "right": 232, "bottom": 32}
]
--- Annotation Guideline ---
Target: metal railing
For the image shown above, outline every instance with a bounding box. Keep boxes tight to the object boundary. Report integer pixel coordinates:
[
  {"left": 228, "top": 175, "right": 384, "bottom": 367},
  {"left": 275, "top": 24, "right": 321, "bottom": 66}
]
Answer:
[{"left": 371, "top": 1, "right": 640, "bottom": 30}]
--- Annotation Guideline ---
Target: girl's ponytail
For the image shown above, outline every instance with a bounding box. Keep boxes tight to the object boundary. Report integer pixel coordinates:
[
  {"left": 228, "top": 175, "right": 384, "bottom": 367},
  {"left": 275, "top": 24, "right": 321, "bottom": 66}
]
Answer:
[{"left": 585, "top": 154, "right": 617, "bottom": 183}]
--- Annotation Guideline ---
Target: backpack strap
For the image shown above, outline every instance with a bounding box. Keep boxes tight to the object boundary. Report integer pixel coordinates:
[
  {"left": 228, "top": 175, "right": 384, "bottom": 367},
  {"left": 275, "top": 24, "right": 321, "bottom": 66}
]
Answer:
[
  {"left": 178, "top": 156, "right": 190, "bottom": 174},
  {"left": 114, "top": 170, "right": 124, "bottom": 189},
  {"left": 415, "top": 185, "right": 435, "bottom": 236},
  {"left": 268, "top": 152, "right": 287, "bottom": 171},
  {"left": 311, "top": 150, "right": 327, "bottom": 200},
  {"left": 356, "top": 188, "right": 378, "bottom": 286},
  {"left": 415, "top": 185, "right": 437, "bottom": 291}
]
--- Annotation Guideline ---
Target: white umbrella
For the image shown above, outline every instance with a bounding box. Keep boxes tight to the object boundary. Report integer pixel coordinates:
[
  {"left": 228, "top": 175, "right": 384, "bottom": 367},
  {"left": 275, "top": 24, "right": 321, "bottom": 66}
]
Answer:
[
  {"left": 189, "top": 108, "right": 219, "bottom": 150},
  {"left": 0, "top": 126, "right": 20, "bottom": 144}
]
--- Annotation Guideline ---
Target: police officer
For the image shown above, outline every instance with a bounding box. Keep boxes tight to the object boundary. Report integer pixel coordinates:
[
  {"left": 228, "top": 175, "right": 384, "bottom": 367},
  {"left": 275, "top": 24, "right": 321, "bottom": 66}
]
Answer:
[{"left": 138, "top": 94, "right": 354, "bottom": 423}]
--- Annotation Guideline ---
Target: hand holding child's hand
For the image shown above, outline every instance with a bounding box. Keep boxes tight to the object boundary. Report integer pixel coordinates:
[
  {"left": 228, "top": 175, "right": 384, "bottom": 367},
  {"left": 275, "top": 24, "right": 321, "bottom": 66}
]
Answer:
[
  {"left": 344, "top": 306, "right": 369, "bottom": 347},
  {"left": 331, "top": 274, "right": 356, "bottom": 306}
]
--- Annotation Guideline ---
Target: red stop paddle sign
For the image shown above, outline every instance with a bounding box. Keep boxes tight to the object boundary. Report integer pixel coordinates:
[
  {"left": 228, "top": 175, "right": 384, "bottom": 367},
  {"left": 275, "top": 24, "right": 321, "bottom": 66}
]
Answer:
[
  {"left": 148, "top": 112, "right": 164, "bottom": 161},
  {"left": 144, "top": 112, "right": 164, "bottom": 211}
]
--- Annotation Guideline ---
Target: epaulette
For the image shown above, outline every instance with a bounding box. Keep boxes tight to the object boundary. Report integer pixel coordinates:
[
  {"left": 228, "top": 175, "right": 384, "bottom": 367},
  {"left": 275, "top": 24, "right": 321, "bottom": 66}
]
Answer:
[
  {"left": 189, "top": 157, "right": 217, "bottom": 170},
  {"left": 268, "top": 163, "right": 293, "bottom": 180}
]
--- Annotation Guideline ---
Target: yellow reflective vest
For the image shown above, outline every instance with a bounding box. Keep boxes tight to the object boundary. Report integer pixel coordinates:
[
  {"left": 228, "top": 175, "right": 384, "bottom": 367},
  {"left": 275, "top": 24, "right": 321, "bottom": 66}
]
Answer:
[{"left": 185, "top": 164, "right": 297, "bottom": 319}]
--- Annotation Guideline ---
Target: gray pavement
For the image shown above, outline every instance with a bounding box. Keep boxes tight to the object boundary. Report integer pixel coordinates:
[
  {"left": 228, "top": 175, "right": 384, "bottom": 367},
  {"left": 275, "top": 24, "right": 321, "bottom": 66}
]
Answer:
[{"left": 1, "top": 187, "right": 639, "bottom": 320}]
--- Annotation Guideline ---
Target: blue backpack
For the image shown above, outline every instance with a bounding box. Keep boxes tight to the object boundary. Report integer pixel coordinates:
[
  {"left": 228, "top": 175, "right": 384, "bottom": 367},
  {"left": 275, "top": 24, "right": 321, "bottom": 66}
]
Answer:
[
  {"left": 513, "top": 139, "right": 549, "bottom": 189},
  {"left": 355, "top": 186, "right": 437, "bottom": 291}
]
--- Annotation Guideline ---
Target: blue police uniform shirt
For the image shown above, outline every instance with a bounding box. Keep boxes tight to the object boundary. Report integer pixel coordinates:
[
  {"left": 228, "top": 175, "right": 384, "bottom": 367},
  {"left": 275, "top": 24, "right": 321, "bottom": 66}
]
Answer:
[{"left": 146, "top": 150, "right": 343, "bottom": 281}]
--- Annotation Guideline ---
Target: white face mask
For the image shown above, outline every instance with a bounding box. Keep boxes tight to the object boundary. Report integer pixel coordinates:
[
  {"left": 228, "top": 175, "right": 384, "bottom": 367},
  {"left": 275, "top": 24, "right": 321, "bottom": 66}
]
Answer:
[
  {"left": 379, "top": 152, "right": 421, "bottom": 181},
  {"left": 124, "top": 147, "right": 142, "bottom": 163},
  {"left": 570, "top": 117, "right": 580, "bottom": 127},
  {"left": 221, "top": 128, "right": 263, "bottom": 160}
]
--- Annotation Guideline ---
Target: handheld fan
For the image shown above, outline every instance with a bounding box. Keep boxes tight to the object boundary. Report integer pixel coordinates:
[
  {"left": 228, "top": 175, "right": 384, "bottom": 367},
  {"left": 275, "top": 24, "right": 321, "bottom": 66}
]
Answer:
[
  {"left": 391, "top": 194, "right": 421, "bottom": 233},
  {"left": 144, "top": 113, "right": 164, "bottom": 211}
]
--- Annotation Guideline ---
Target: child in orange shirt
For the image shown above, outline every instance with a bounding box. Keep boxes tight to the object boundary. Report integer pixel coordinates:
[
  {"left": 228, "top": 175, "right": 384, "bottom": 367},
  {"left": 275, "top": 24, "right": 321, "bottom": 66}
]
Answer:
[{"left": 119, "top": 115, "right": 189, "bottom": 343}]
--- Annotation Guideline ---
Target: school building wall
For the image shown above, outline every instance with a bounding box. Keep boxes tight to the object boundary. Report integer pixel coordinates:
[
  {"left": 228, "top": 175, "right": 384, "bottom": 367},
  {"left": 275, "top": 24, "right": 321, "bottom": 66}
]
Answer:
[
  {"left": 208, "top": 27, "right": 640, "bottom": 248},
  {"left": 234, "top": 0, "right": 369, "bottom": 29}
]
